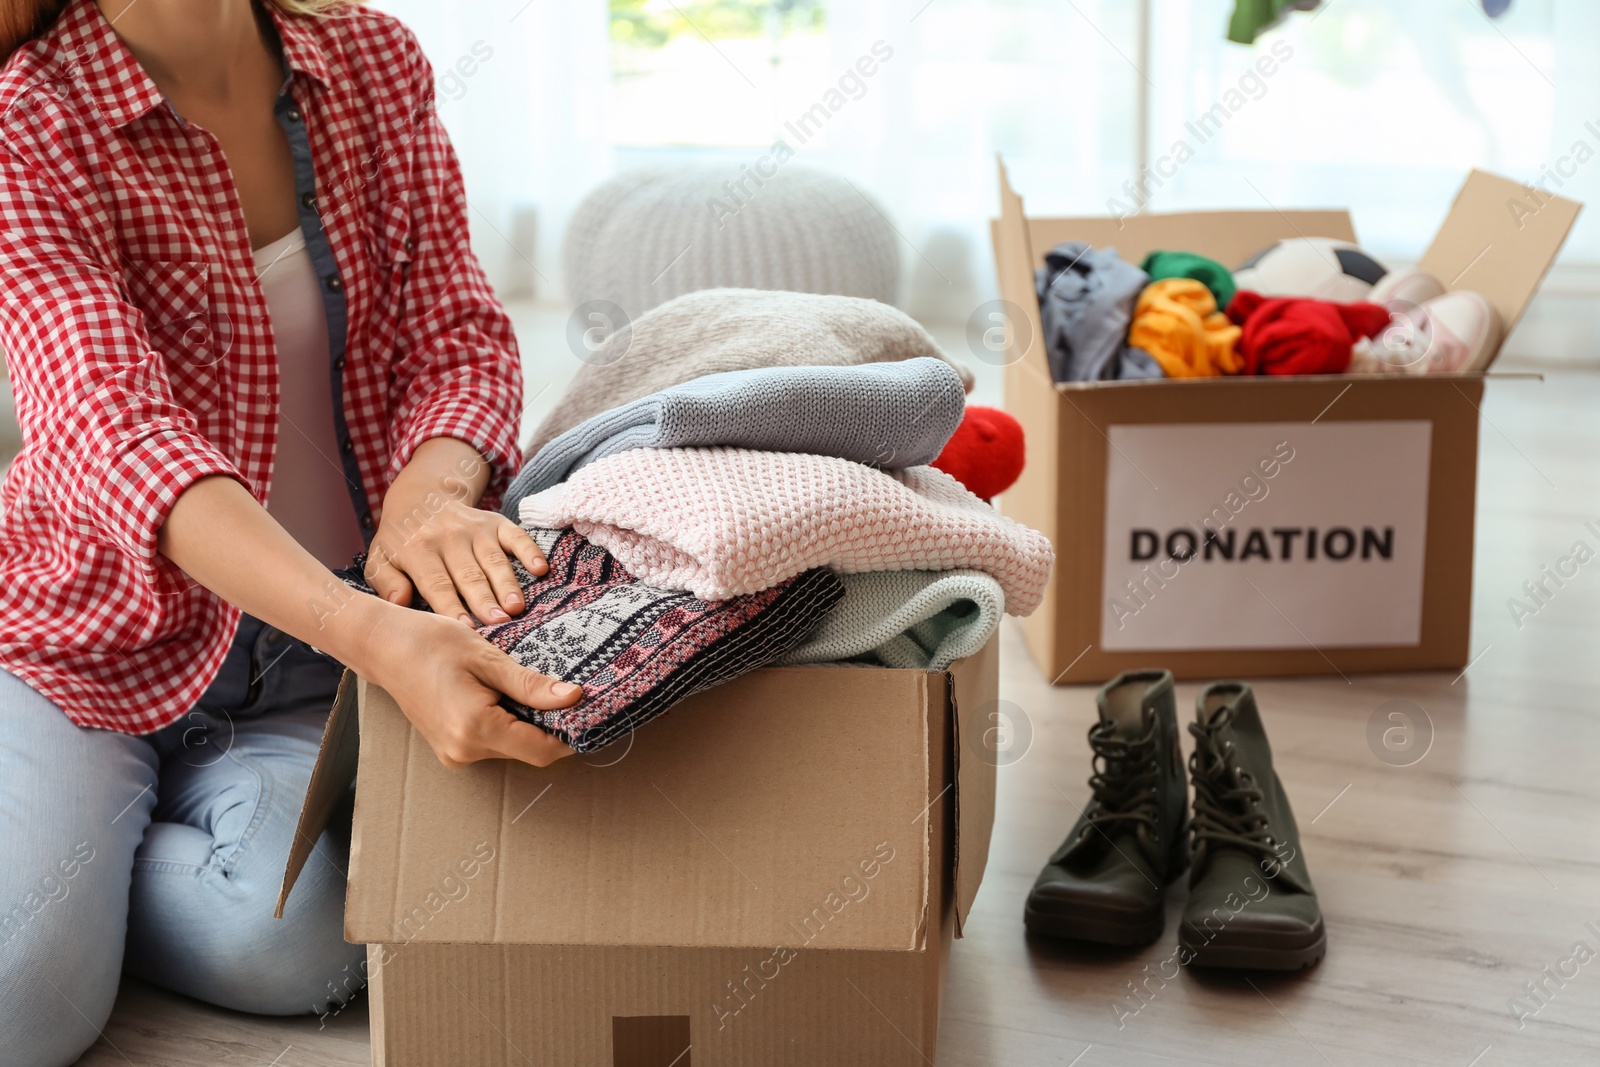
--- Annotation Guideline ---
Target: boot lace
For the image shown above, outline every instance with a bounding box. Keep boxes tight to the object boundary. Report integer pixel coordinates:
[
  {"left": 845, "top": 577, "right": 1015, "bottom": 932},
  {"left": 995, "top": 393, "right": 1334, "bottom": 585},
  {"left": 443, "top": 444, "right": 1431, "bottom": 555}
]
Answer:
[
  {"left": 1188, "top": 712, "right": 1276, "bottom": 860},
  {"left": 1081, "top": 717, "right": 1162, "bottom": 839}
]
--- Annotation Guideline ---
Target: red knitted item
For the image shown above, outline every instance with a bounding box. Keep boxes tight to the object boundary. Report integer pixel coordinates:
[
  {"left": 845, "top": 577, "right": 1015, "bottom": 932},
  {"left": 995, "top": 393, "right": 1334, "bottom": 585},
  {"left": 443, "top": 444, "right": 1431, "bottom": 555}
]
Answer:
[
  {"left": 1228, "top": 290, "right": 1391, "bottom": 376},
  {"left": 931, "top": 405, "right": 1026, "bottom": 500}
]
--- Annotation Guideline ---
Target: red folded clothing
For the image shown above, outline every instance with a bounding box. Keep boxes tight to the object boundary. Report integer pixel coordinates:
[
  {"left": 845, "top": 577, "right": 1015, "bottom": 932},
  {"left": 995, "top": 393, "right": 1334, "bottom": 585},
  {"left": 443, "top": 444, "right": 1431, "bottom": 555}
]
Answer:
[
  {"left": 1227, "top": 290, "right": 1391, "bottom": 376},
  {"left": 932, "top": 405, "right": 1026, "bottom": 501}
]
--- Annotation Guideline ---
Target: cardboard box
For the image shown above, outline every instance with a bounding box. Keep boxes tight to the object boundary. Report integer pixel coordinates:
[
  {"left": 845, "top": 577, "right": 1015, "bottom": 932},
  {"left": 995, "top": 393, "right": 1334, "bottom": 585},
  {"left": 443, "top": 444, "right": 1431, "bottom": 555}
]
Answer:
[
  {"left": 992, "top": 159, "right": 1580, "bottom": 683},
  {"left": 278, "top": 639, "right": 999, "bottom": 1066}
]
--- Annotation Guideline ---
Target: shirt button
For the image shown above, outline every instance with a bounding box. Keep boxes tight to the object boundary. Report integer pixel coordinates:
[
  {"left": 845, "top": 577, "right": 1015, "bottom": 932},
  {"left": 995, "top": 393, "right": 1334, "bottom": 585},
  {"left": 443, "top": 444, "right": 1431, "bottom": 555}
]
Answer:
[
  {"left": 326, "top": 274, "right": 343, "bottom": 292},
  {"left": 301, "top": 192, "right": 318, "bottom": 210},
  {"left": 403, "top": 237, "right": 414, "bottom": 254},
  {"left": 334, "top": 355, "right": 346, "bottom": 371},
  {"left": 361, "top": 514, "right": 375, "bottom": 531},
  {"left": 285, "top": 106, "right": 303, "bottom": 122},
  {"left": 341, "top": 438, "right": 354, "bottom": 454}
]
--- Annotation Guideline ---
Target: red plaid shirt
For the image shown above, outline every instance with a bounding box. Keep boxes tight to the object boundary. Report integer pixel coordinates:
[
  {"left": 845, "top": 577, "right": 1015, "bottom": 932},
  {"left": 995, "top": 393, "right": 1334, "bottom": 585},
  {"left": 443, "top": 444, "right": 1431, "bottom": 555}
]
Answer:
[{"left": 0, "top": 0, "right": 523, "bottom": 733}]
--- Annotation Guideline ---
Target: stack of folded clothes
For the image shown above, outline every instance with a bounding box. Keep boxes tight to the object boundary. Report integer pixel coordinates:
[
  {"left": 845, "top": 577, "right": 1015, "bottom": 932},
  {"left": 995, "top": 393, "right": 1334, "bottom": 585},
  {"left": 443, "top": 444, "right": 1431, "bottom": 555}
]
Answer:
[{"left": 350, "top": 288, "right": 1053, "bottom": 753}]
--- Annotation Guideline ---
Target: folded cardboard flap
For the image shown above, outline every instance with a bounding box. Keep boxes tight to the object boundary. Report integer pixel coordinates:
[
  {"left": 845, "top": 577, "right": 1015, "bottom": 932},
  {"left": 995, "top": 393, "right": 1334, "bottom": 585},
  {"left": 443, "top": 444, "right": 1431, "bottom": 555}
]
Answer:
[
  {"left": 275, "top": 669, "right": 361, "bottom": 919},
  {"left": 1417, "top": 168, "right": 1582, "bottom": 335},
  {"left": 321, "top": 649, "right": 1000, "bottom": 953},
  {"left": 948, "top": 636, "right": 999, "bottom": 936},
  {"left": 993, "top": 156, "right": 1046, "bottom": 383}
]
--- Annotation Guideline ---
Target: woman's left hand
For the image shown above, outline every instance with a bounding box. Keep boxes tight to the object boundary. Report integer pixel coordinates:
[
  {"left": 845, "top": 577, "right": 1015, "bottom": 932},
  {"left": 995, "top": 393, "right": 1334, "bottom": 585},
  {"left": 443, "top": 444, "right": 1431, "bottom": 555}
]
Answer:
[{"left": 365, "top": 438, "right": 548, "bottom": 625}]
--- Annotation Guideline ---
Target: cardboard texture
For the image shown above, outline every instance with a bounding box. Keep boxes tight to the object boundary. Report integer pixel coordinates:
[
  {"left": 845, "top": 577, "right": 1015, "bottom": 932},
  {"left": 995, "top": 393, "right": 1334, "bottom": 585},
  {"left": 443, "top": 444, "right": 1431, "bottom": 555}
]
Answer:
[
  {"left": 282, "top": 639, "right": 998, "bottom": 1066},
  {"left": 994, "top": 158, "right": 1580, "bottom": 683}
]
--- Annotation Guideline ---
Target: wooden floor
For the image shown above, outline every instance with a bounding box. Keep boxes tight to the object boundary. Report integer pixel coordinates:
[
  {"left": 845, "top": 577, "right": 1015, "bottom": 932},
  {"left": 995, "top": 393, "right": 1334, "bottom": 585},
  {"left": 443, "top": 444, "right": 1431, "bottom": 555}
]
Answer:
[{"left": 79, "top": 367, "right": 1600, "bottom": 1065}]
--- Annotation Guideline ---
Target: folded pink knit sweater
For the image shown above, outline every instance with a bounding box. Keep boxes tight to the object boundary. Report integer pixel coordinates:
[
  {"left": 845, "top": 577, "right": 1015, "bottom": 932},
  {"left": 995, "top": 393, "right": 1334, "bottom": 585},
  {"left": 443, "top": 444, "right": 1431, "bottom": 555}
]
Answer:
[{"left": 518, "top": 448, "right": 1055, "bottom": 614}]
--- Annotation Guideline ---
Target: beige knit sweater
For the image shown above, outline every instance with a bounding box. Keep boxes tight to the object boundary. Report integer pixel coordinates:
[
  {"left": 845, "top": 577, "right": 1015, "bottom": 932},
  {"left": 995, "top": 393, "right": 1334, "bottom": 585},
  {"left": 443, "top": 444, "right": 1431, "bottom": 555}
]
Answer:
[{"left": 526, "top": 288, "right": 973, "bottom": 457}]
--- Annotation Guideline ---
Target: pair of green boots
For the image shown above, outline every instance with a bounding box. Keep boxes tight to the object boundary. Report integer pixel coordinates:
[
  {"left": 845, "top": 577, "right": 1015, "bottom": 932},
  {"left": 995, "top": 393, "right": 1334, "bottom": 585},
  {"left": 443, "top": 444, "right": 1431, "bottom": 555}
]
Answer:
[{"left": 1025, "top": 670, "right": 1325, "bottom": 970}]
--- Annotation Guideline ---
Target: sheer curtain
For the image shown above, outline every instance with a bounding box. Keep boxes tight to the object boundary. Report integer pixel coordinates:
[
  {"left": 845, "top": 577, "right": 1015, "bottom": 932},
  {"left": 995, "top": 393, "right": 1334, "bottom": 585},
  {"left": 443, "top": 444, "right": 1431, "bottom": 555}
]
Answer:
[
  {"left": 1144, "top": 0, "right": 1600, "bottom": 263},
  {"left": 377, "top": 0, "right": 1598, "bottom": 326},
  {"left": 375, "top": 0, "right": 1142, "bottom": 320},
  {"left": 372, "top": 0, "right": 613, "bottom": 298}
]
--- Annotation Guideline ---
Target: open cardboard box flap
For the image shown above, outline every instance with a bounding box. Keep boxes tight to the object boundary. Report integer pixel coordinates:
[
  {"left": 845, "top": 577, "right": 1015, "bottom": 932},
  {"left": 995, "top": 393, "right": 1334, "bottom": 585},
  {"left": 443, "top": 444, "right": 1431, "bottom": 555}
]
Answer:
[
  {"left": 993, "top": 156, "right": 1581, "bottom": 385},
  {"left": 277, "top": 640, "right": 998, "bottom": 950}
]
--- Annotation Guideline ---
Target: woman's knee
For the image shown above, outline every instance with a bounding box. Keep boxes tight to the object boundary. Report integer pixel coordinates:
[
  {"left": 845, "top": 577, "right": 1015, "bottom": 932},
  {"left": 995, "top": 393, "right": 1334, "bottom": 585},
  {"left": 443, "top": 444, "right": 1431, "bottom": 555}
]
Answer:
[
  {"left": 0, "top": 670, "right": 154, "bottom": 1065},
  {"left": 0, "top": 905, "right": 125, "bottom": 1067},
  {"left": 214, "top": 866, "right": 367, "bottom": 1017},
  {"left": 128, "top": 826, "right": 365, "bottom": 1016}
]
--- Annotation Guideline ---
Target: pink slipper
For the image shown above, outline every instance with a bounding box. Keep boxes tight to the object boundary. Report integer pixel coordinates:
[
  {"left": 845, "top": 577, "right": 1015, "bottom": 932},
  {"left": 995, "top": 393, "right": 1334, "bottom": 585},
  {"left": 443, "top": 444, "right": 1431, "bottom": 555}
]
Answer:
[
  {"left": 1348, "top": 291, "right": 1503, "bottom": 374},
  {"left": 1370, "top": 269, "right": 1446, "bottom": 308}
]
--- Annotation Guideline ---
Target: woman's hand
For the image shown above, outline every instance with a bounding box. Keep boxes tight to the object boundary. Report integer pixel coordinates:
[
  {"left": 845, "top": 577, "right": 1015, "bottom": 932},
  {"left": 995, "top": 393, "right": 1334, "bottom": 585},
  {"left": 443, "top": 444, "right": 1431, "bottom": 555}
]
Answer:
[
  {"left": 156, "top": 473, "right": 581, "bottom": 769},
  {"left": 350, "top": 599, "right": 581, "bottom": 768},
  {"left": 367, "top": 495, "right": 547, "bottom": 625},
  {"left": 367, "top": 437, "right": 548, "bottom": 625}
]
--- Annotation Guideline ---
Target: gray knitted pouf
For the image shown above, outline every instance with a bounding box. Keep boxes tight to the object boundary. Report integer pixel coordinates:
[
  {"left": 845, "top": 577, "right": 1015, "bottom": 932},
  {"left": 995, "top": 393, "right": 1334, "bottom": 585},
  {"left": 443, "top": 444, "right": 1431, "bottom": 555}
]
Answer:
[{"left": 562, "top": 165, "right": 902, "bottom": 318}]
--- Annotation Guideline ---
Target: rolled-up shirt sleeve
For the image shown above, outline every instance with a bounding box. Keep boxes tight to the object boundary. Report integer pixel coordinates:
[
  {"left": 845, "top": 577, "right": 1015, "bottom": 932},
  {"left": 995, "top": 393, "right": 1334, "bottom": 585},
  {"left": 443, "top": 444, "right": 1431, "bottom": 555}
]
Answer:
[{"left": 0, "top": 144, "right": 243, "bottom": 592}]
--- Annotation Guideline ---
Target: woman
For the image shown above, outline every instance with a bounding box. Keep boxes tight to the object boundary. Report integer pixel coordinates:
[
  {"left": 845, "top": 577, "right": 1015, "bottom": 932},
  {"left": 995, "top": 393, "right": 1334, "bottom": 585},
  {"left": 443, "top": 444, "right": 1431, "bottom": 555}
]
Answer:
[{"left": 0, "top": 0, "right": 577, "bottom": 1062}]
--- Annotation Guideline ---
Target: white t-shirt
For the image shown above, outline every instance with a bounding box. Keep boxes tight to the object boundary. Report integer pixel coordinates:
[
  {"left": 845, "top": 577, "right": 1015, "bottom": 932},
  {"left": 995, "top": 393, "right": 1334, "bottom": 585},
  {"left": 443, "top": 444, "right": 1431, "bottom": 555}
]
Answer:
[{"left": 253, "top": 228, "right": 365, "bottom": 569}]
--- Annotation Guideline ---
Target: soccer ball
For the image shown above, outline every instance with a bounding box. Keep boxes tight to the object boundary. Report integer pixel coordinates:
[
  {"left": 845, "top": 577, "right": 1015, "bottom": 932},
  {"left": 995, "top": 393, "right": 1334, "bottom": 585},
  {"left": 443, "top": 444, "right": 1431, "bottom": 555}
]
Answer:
[{"left": 1233, "top": 238, "right": 1389, "bottom": 304}]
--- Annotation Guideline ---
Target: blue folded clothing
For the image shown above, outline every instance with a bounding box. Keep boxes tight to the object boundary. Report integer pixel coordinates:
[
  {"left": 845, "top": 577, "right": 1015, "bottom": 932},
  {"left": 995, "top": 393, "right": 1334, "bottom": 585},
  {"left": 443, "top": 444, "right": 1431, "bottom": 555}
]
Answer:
[{"left": 503, "top": 356, "right": 966, "bottom": 515}]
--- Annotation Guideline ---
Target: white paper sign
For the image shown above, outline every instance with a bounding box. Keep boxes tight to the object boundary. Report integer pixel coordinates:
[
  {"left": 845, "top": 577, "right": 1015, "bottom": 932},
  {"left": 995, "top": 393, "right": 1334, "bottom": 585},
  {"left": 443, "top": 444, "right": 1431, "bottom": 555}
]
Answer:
[{"left": 1100, "top": 421, "right": 1432, "bottom": 651}]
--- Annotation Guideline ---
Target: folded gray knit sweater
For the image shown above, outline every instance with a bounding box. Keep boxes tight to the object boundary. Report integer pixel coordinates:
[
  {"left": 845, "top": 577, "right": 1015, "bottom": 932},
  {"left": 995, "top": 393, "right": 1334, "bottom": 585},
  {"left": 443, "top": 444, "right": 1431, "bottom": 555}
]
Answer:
[
  {"left": 503, "top": 358, "right": 966, "bottom": 514},
  {"left": 526, "top": 288, "right": 974, "bottom": 457}
]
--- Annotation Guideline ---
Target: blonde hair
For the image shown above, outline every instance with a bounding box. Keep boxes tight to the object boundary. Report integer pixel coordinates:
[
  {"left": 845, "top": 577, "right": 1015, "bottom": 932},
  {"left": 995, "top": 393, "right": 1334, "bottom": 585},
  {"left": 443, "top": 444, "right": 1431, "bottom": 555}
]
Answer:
[{"left": 1, "top": 1, "right": 363, "bottom": 64}]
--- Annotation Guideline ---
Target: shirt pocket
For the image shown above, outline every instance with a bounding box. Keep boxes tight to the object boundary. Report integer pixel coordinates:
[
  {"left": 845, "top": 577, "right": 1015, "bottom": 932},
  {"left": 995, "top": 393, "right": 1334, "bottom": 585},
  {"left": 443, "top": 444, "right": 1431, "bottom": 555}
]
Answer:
[
  {"left": 364, "top": 197, "right": 415, "bottom": 270},
  {"left": 122, "top": 259, "right": 223, "bottom": 368},
  {"left": 359, "top": 198, "right": 414, "bottom": 353}
]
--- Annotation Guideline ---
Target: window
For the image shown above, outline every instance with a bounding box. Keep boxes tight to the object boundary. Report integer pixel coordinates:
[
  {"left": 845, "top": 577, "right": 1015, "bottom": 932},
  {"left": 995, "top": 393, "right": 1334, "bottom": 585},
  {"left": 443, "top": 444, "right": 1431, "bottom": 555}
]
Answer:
[{"left": 610, "top": 0, "right": 830, "bottom": 147}]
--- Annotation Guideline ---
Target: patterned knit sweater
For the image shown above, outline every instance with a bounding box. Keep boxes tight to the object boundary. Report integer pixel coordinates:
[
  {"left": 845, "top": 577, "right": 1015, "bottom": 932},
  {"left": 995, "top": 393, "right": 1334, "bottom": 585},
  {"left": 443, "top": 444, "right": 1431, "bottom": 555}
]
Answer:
[
  {"left": 337, "top": 529, "right": 843, "bottom": 752},
  {"left": 518, "top": 448, "right": 1055, "bottom": 614}
]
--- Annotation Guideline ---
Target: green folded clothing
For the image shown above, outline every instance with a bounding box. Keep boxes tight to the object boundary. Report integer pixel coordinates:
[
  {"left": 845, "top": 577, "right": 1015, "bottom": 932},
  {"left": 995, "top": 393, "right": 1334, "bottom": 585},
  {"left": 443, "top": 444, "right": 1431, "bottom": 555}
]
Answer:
[{"left": 1141, "top": 250, "right": 1238, "bottom": 312}]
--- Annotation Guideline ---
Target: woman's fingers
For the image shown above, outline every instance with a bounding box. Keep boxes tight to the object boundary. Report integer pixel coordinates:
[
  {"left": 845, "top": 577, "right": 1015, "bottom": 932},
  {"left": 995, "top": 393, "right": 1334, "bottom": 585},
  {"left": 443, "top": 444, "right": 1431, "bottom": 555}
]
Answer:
[
  {"left": 474, "top": 531, "right": 526, "bottom": 616},
  {"left": 481, "top": 646, "right": 582, "bottom": 712},
  {"left": 485, "top": 716, "right": 576, "bottom": 768},
  {"left": 440, "top": 538, "right": 508, "bottom": 625},
  {"left": 498, "top": 521, "right": 548, "bottom": 578},
  {"left": 407, "top": 553, "right": 475, "bottom": 625},
  {"left": 363, "top": 546, "right": 414, "bottom": 606}
]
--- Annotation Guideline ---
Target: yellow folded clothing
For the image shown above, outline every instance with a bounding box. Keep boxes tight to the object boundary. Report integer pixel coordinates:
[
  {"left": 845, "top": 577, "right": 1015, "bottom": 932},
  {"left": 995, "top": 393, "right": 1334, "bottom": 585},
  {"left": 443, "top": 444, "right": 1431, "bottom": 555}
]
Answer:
[{"left": 1129, "top": 278, "right": 1244, "bottom": 378}]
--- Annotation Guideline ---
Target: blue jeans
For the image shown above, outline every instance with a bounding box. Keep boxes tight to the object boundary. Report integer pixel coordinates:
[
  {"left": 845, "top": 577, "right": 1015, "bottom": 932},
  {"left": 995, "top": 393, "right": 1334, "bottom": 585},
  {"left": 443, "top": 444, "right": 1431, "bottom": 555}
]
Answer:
[{"left": 0, "top": 617, "right": 365, "bottom": 1067}]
